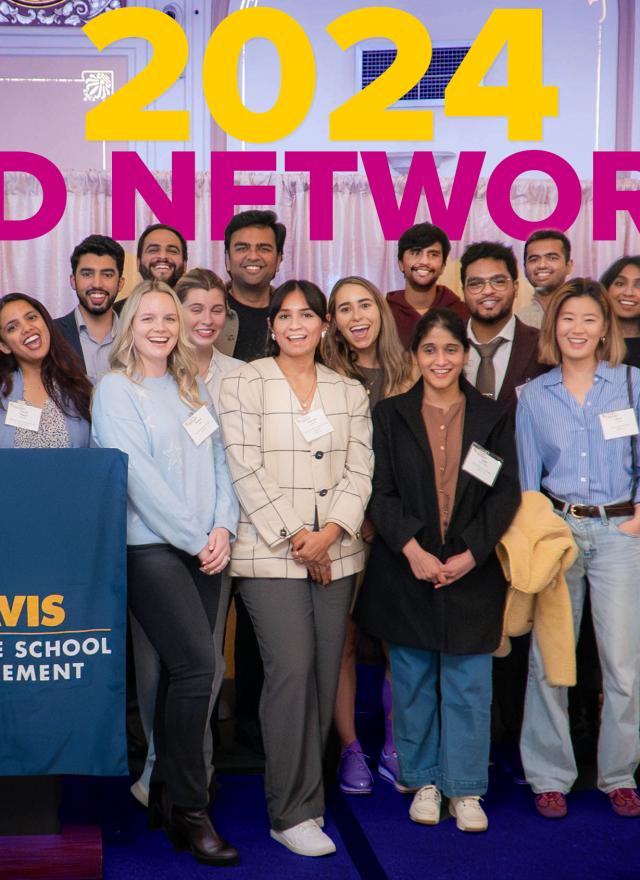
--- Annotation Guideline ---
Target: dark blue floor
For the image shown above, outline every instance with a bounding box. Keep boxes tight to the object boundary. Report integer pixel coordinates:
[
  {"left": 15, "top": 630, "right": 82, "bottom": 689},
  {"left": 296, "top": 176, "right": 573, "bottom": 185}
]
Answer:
[
  {"left": 56, "top": 765, "right": 640, "bottom": 880},
  {"left": 50, "top": 661, "right": 640, "bottom": 879}
]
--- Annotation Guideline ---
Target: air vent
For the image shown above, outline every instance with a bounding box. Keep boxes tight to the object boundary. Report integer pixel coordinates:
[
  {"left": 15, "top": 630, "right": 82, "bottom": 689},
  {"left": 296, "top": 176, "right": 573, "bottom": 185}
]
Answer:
[{"left": 358, "top": 42, "right": 471, "bottom": 107}]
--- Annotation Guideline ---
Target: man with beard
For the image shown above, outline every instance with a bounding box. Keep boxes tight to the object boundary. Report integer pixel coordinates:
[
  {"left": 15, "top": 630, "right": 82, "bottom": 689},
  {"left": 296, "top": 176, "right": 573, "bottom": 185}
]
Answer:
[
  {"left": 518, "top": 229, "right": 573, "bottom": 329},
  {"left": 137, "top": 223, "right": 188, "bottom": 289},
  {"left": 461, "top": 240, "right": 545, "bottom": 411},
  {"left": 215, "top": 210, "right": 286, "bottom": 361},
  {"left": 387, "top": 221, "right": 468, "bottom": 349},
  {"left": 55, "top": 234, "right": 125, "bottom": 384}
]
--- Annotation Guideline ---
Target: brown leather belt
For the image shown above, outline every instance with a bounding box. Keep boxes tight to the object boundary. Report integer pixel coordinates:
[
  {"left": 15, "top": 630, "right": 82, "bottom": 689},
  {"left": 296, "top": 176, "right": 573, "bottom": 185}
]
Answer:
[{"left": 547, "top": 495, "right": 635, "bottom": 519}]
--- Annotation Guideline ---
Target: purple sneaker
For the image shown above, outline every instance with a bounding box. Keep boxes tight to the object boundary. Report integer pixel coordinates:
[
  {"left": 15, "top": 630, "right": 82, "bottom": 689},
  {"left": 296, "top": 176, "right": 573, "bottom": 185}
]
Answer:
[
  {"left": 378, "top": 749, "right": 416, "bottom": 793},
  {"left": 339, "top": 746, "right": 373, "bottom": 795},
  {"left": 378, "top": 748, "right": 399, "bottom": 786}
]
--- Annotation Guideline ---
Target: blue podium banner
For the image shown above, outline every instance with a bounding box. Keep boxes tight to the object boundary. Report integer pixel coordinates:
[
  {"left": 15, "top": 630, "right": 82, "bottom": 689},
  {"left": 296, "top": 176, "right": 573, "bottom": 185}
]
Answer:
[{"left": 0, "top": 449, "right": 128, "bottom": 776}]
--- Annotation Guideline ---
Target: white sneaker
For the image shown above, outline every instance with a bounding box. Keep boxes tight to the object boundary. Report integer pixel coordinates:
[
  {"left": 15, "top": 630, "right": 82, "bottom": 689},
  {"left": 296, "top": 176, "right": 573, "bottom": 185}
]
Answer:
[
  {"left": 409, "top": 785, "right": 441, "bottom": 825},
  {"left": 448, "top": 796, "right": 488, "bottom": 832},
  {"left": 270, "top": 819, "right": 336, "bottom": 856}
]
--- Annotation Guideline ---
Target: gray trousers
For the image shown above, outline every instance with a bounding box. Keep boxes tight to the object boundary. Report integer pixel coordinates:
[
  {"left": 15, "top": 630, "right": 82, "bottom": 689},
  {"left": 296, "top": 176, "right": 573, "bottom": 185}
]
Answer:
[
  {"left": 237, "top": 575, "right": 354, "bottom": 831},
  {"left": 131, "top": 570, "right": 233, "bottom": 791}
]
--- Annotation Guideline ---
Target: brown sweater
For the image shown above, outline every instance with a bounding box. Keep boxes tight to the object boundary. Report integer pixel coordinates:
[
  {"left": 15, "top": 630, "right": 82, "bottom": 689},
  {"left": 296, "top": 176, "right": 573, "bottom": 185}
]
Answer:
[{"left": 421, "top": 396, "right": 465, "bottom": 539}]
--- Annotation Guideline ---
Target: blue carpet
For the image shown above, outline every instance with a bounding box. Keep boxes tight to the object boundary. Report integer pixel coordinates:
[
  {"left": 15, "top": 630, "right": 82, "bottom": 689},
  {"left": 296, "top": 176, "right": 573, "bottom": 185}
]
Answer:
[
  {"left": 53, "top": 661, "right": 640, "bottom": 880},
  {"left": 62, "top": 775, "right": 360, "bottom": 880},
  {"left": 57, "top": 764, "right": 640, "bottom": 880},
  {"left": 342, "top": 765, "right": 640, "bottom": 880}
]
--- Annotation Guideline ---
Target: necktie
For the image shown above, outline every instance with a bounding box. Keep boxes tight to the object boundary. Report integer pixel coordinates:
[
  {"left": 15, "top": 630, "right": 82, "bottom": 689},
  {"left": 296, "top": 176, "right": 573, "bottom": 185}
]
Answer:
[{"left": 471, "top": 337, "right": 507, "bottom": 399}]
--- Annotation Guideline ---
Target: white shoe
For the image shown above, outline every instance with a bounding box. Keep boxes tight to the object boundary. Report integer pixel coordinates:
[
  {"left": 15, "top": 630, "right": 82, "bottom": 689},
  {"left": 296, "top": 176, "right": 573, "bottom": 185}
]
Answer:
[
  {"left": 448, "top": 796, "right": 488, "bottom": 832},
  {"left": 270, "top": 819, "right": 336, "bottom": 856},
  {"left": 409, "top": 785, "right": 441, "bottom": 825},
  {"left": 130, "top": 780, "right": 149, "bottom": 808}
]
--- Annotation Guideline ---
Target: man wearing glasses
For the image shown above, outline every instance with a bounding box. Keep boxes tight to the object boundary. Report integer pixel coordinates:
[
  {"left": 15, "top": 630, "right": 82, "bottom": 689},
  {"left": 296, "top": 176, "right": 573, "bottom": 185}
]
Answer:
[{"left": 460, "top": 241, "right": 545, "bottom": 411}]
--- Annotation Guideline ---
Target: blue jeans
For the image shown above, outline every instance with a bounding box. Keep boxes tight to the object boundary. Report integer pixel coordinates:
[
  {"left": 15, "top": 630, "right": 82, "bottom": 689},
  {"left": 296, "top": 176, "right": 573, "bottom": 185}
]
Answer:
[
  {"left": 388, "top": 645, "right": 492, "bottom": 797},
  {"left": 520, "top": 515, "right": 640, "bottom": 794}
]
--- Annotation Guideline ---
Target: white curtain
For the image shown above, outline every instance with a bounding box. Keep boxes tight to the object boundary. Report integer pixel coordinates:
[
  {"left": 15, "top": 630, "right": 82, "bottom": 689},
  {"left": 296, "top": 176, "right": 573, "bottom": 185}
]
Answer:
[{"left": 2, "top": 170, "right": 639, "bottom": 318}]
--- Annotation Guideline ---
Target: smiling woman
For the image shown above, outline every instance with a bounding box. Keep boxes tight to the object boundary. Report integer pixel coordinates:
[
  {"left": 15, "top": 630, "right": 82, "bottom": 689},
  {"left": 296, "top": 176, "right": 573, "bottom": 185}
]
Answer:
[
  {"left": 91, "top": 279, "right": 241, "bottom": 866},
  {"left": 355, "top": 308, "right": 520, "bottom": 832},
  {"left": 175, "top": 267, "right": 244, "bottom": 408},
  {"left": 516, "top": 278, "right": 640, "bottom": 819},
  {"left": 0, "top": 293, "right": 92, "bottom": 449},
  {"left": 600, "top": 256, "right": 640, "bottom": 369},
  {"left": 218, "top": 279, "right": 373, "bottom": 857}
]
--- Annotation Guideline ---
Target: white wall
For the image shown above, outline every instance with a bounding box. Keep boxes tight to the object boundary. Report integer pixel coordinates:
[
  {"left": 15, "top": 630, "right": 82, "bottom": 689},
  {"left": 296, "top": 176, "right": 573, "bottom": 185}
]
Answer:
[
  {"left": 1, "top": 1, "right": 631, "bottom": 176},
  {"left": 226, "top": 0, "right": 625, "bottom": 177}
]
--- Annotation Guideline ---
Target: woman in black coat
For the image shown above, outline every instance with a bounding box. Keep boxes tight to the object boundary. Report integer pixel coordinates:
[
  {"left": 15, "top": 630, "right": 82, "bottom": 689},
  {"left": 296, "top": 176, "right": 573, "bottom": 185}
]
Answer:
[{"left": 355, "top": 309, "right": 520, "bottom": 832}]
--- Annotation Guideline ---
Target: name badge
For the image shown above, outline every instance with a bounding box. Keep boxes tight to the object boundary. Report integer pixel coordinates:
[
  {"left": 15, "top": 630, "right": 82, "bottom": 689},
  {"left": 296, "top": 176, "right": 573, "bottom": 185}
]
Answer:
[
  {"left": 462, "top": 441, "right": 503, "bottom": 487},
  {"left": 599, "top": 408, "right": 639, "bottom": 441},
  {"left": 183, "top": 406, "right": 218, "bottom": 446},
  {"left": 5, "top": 400, "right": 42, "bottom": 432},
  {"left": 296, "top": 408, "right": 334, "bottom": 443}
]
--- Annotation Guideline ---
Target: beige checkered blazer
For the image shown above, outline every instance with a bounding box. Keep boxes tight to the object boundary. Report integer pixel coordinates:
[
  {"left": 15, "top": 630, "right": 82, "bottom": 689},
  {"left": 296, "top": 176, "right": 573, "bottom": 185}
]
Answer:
[{"left": 218, "top": 357, "right": 373, "bottom": 580}]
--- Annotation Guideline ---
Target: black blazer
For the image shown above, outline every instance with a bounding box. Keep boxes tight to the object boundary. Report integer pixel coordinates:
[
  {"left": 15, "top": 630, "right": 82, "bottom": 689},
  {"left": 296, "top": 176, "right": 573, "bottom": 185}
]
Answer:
[
  {"left": 54, "top": 309, "right": 85, "bottom": 370},
  {"left": 355, "top": 377, "right": 520, "bottom": 655},
  {"left": 498, "top": 317, "right": 547, "bottom": 411}
]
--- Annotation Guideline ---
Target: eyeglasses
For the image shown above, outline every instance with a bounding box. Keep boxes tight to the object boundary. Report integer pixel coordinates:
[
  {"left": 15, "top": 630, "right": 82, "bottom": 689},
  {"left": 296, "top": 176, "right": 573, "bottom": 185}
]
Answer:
[{"left": 465, "top": 275, "right": 511, "bottom": 295}]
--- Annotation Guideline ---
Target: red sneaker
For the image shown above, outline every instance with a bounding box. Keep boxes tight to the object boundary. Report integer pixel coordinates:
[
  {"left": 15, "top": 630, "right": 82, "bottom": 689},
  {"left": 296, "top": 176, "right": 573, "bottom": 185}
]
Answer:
[
  {"left": 608, "top": 788, "right": 640, "bottom": 817},
  {"left": 534, "top": 791, "right": 567, "bottom": 818}
]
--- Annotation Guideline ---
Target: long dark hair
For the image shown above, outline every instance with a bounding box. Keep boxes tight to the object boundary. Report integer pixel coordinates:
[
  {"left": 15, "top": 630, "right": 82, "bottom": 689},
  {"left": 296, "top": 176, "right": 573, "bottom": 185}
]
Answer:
[
  {"left": 0, "top": 293, "right": 92, "bottom": 422},
  {"left": 266, "top": 280, "right": 327, "bottom": 361},
  {"left": 600, "top": 256, "right": 640, "bottom": 291}
]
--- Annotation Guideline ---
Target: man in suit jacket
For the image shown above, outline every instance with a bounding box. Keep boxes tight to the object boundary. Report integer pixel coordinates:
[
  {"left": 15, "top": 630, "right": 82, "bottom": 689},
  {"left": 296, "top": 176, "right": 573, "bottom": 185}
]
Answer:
[
  {"left": 460, "top": 240, "right": 546, "bottom": 413},
  {"left": 54, "top": 235, "right": 125, "bottom": 384}
]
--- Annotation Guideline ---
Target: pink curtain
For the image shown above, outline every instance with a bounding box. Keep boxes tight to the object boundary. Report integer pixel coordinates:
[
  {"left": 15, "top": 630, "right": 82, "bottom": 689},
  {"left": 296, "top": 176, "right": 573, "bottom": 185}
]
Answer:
[{"left": 1, "top": 170, "right": 638, "bottom": 318}]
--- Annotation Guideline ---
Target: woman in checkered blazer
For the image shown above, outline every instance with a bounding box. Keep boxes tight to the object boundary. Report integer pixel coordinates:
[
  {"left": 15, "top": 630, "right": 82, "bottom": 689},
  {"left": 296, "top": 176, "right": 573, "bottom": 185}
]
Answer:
[{"left": 218, "top": 280, "right": 373, "bottom": 857}]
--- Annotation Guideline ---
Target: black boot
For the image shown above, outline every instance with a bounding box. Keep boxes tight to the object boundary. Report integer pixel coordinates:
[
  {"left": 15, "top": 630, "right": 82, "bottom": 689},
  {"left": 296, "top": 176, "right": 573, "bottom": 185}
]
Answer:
[{"left": 164, "top": 807, "right": 240, "bottom": 866}]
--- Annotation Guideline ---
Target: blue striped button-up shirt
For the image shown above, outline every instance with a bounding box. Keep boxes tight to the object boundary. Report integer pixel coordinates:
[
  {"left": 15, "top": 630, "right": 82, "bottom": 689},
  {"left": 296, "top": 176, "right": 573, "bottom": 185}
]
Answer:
[{"left": 516, "top": 362, "right": 640, "bottom": 505}]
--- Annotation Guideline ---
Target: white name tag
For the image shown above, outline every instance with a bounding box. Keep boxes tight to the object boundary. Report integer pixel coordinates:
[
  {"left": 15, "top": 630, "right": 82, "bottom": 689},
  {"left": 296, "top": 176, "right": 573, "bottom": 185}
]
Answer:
[
  {"left": 183, "top": 406, "right": 218, "bottom": 446},
  {"left": 599, "top": 408, "right": 639, "bottom": 441},
  {"left": 462, "top": 441, "right": 503, "bottom": 487},
  {"left": 296, "top": 408, "right": 334, "bottom": 443},
  {"left": 5, "top": 400, "right": 42, "bottom": 432}
]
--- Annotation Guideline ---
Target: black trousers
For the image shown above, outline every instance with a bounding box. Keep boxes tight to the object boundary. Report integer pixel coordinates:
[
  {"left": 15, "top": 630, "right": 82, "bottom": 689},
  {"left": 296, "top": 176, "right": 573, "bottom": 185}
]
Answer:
[{"left": 127, "top": 544, "right": 220, "bottom": 809}]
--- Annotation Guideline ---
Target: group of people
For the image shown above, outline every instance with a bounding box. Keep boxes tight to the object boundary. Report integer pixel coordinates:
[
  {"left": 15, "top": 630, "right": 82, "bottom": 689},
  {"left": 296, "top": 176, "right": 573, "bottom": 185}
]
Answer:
[{"left": 2, "top": 211, "right": 640, "bottom": 866}]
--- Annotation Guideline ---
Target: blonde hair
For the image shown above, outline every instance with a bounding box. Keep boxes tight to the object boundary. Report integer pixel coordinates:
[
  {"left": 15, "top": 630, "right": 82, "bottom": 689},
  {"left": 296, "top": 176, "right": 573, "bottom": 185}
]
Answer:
[
  {"left": 109, "top": 280, "right": 204, "bottom": 408},
  {"left": 174, "top": 267, "right": 229, "bottom": 314},
  {"left": 538, "top": 277, "right": 625, "bottom": 367},
  {"left": 322, "top": 276, "right": 415, "bottom": 397}
]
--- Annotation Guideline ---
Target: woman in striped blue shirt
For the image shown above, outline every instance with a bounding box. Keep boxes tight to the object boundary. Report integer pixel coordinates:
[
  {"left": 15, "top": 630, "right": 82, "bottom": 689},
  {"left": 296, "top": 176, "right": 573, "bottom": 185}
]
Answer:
[{"left": 516, "top": 278, "right": 640, "bottom": 820}]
